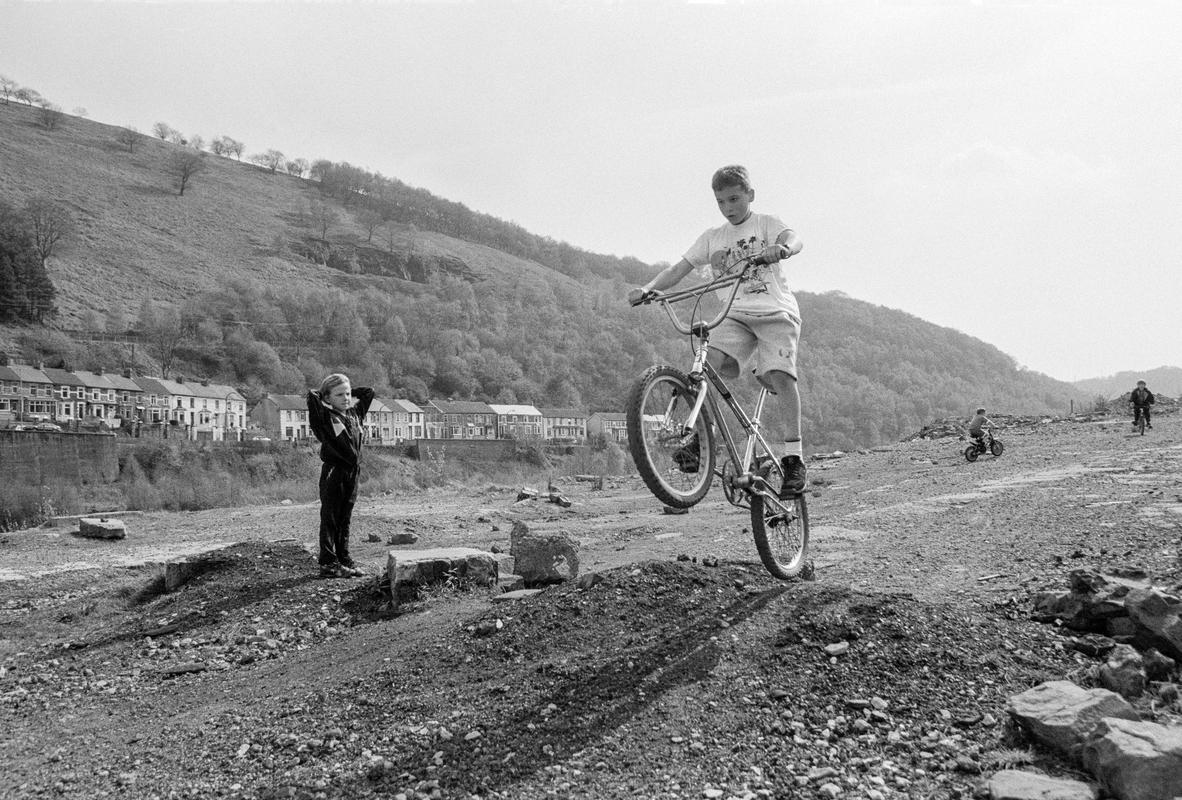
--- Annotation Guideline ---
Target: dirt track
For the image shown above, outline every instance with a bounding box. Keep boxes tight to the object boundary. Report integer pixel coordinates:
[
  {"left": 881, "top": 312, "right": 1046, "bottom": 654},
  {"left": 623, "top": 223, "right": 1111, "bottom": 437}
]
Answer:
[{"left": 1, "top": 414, "right": 1179, "bottom": 799}]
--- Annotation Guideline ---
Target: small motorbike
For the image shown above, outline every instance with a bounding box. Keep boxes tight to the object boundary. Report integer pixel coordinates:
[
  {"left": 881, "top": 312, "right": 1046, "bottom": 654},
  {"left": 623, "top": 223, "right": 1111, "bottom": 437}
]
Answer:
[{"left": 964, "top": 430, "right": 1004, "bottom": 462}]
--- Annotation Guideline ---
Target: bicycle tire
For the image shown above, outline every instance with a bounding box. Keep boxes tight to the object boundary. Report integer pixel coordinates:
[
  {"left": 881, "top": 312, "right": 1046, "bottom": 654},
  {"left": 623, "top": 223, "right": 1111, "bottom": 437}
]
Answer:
[
  {"left": 626, "top": 366, "right": 716, "bottom": 508},
  {"left": 990, "top": 439, "right": 1004, "bottom": 456},
  {"left": 751, "top": 491, "right": 810, "bottom": 580},
  {"left": 964, "top": 445, "right": 979, "bottom": 462},
  {"left": 1137, "top": 417, "right": 1146, "bottom": 436}
]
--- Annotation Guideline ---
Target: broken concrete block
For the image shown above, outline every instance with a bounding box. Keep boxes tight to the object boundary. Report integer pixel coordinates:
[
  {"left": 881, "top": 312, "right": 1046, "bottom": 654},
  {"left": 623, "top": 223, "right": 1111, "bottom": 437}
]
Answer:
[
  {"left": 384, "top": 547, "right": 500, "bottom": 607},
  {"left": 1125, "top": 588, "right": 1182, "bottom": 661},
  {"left": 509, "top": 521, "right": 579, "bottom": 585},
  {"left": 77, "top": 517, "right": 126, "bottom": 540}
]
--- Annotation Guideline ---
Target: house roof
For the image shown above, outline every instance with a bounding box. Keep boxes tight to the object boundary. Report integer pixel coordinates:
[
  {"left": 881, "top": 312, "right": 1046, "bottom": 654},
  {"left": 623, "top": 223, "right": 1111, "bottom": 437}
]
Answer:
[
  {"left": 72, "top": 370, "right": 117, "bottom": 389},
  {"left": 7, "top": 365, "right": 50, "bottom": 384},
  {"left": 257, "top": 393, "right": 309, "bottom": 411},
  {"left": 538, "top": 407, "right": 587, "bottom": 418},
  {"left": 427, "top": 399, "right": 495, "bottom": 414},
  {"left": 40, "top": 367, "right": 85, "bottom": 386},
  {"left": 0, "top": 366, "right": 19, "bottom": 383},
  {"left": 589, "top": 411, "right": 627, "bottom": 421},
  {"left": 389, "top": 399, "right": 423, "bottom": 414},
  {"left": 487, "top": 404, "right": 542, "bottom": 416},
  {"left": 104, "top": 373, "right": 143, "bottom": 391},
  {"left": 131, "top": 376, "right": 172, "bottom": 396}
]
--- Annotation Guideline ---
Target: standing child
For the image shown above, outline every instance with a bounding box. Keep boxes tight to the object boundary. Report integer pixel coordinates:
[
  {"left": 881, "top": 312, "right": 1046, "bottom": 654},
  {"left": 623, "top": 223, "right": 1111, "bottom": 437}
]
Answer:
[
  {"left": 628, "top": 164, "right": 807, "bottom": 498},
  {"left": 306, "top": 373, "right": 375, "bottom": 578}
]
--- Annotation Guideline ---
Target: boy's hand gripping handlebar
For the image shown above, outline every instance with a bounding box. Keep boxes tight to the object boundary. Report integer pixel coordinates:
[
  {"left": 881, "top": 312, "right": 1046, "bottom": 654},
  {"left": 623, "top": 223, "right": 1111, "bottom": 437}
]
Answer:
[{"left": 628, "top": 252, "right": 772, "bottom": 336}]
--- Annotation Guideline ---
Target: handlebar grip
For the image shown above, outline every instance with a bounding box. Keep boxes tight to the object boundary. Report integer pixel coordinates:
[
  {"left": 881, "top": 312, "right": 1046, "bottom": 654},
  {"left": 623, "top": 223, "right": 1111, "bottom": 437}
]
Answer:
[{"left": 629, "top": 289, "right": 659, "bottom": 307}]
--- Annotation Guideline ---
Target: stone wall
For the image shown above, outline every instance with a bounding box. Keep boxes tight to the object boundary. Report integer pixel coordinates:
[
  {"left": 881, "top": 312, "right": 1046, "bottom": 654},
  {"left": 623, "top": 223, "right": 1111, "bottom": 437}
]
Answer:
[{"left": 0, "top": 430, "right": 119, "bottom": 485}]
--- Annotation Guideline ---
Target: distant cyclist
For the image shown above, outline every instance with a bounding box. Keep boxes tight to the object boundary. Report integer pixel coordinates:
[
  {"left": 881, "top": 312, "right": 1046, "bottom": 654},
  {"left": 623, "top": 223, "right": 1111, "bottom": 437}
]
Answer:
[
  {"left": 968, "top": 407, "right": 992, "bottom": 449},
  {"left": 1130, "top": 380, "right": 1155, "bottom": 430}
]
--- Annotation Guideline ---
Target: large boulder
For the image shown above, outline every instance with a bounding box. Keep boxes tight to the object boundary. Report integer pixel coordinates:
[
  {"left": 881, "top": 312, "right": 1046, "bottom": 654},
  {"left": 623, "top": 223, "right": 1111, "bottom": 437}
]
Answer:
[
  {"left": 509, "top": 521, "right": 579, "bottom": 585},
  {"left": 77, "top": 517, "right": 126, "bottom": 540},
  {"left": 1124, "top": 588, "right": 1182, "bottom": 661},
  {"left": 1080, "top": 717, "right": 1182, "bottom": 800},
  {"left": 1006, "top": 680, "right": 1140, "bottom": 760},
  {"left": 1098, "top": 644, "right": 1146, "bottom": 699}
]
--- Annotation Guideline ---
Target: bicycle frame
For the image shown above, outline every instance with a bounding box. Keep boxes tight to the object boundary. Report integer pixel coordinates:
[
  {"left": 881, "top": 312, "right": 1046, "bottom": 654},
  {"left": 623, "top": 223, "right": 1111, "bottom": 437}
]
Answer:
[{"left": 644, "top": 264, "right": 790, "bottom": 513}]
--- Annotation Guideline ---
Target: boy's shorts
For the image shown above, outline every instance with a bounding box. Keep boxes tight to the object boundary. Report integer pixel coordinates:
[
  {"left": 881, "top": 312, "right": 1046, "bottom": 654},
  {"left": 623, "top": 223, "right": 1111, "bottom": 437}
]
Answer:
[{"left": 708, "top": 310, "right": 800, "bottom": 387}]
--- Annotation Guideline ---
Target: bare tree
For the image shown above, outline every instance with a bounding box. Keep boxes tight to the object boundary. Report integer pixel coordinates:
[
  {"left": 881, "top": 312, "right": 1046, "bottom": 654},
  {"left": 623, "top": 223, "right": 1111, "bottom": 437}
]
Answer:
[
  {"left": 152, "top": 121, "right": 175, "bottom": 140},
  {"left": 140, "top": 301, "right": 201, "bottom": 377},
  {"left": 24, "top": 197, "right": 72, "bottom": 265},
  {"left": 284, "top": 157, "right": 309, "bottom": 178},
  {"left": 309, "top": 200, "right": 338, "bottom": 241},
  {"left": 116, "top": 125, "right": 139, "bottom": 153},
  {"left": 167, "top": 130, "right": 186, "bottom": 146},
  {"left": 225, "top": 138, "right": 244, "bottom": 160},
  {"left": 14, "top": 87, "right": 42, "bottom": 106},
  {"left": 37, "top": 102, "right": 64, "bottom": 131},
  {"left": 189, "top": 134, "right": 205, "bottom": 151},
  {"left": 209, "top": 136, "right": 228, "bottom": 156},
  {"left": 166, "top": 150, "right": 206, "bottom": 196},
  {"left": 72, "top": 107, "right": 87, "bottom": 118},
  {"left": 0, "top": 75, "right": 15, "bottom": 104},
  {"left": 250, "top": 149, "right": 285, "bottom": 173},
  {"left": 356, "top": 208, "right": 383, "bottom": 243}
]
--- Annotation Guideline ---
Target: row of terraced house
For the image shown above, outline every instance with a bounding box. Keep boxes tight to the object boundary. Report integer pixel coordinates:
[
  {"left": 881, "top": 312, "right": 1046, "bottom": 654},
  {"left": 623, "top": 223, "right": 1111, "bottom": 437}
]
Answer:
[
  {"left": 249, "top": 395, "right": 628, "bottom": 445},
  {"left": 0, "top": 365, "right": 627, "bottom": 445}
]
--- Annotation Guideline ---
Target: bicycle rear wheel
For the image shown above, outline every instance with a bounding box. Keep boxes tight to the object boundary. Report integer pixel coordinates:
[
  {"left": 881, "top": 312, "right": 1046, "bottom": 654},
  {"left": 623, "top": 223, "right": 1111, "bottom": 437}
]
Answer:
[
  {"left": 626, "top": 365, "right": 715, "bottom": 508},
  {"left": 751, "top": 492, "right": 810, "bottom": 580},
  {"left": 1138, "top": 417, "right": 1146, "bottom": 435}
]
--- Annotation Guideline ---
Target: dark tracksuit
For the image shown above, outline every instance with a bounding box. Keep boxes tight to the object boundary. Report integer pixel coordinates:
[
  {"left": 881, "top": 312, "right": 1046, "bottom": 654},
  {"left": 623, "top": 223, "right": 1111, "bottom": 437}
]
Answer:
[
  {"left": 1131, "top": 387, "right": 1155, "bottom": 426},
  {"left": 306, "top": 387, "right": 374, "bottom": 568}
]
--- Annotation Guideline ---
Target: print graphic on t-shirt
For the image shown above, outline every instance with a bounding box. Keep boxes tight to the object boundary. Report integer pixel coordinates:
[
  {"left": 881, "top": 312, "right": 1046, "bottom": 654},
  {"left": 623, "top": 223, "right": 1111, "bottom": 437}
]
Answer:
[{"left": 710, "top": 235, "right": 770, "bottom": 295}]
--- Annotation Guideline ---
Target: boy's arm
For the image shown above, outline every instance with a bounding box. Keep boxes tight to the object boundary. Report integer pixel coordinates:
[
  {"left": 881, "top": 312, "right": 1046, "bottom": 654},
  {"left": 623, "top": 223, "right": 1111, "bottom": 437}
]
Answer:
[
  {"left": 628, "top": 259, "right": 696, "bottom": 303},
  {"left": 306, "top": 390, "right": 330, "bottom": 443},
  {"left": 352, "top": 387, "right": 375, "bottom": 420}
]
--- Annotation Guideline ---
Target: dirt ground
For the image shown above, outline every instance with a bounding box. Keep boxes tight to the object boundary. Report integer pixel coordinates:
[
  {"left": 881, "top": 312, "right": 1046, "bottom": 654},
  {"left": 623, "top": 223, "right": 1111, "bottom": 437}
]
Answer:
[{"left": 1, "top": 414, "right": 1180, "bottom": 799}]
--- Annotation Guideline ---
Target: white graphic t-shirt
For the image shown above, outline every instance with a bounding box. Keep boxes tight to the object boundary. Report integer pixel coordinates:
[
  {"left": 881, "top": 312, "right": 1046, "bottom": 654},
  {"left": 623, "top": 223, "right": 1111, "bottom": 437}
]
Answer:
[{"left": 682, "top": 212, "right": 798, "bottom": 318}]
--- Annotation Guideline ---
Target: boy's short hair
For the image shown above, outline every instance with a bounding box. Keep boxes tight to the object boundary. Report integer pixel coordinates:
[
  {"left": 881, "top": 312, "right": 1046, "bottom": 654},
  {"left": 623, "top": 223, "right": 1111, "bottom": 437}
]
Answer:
[
  {"left": 711, "top": 165, "right": 752, "bottom": 192},
  {"left": 318, "top": 372, "right": 351, "bottom": 398},
  {"left": 975, "top": 408, "right": 986, "bottom": 415},
  {"left": 1137, "top": 380, "right": 1147, "bottom": 386}
]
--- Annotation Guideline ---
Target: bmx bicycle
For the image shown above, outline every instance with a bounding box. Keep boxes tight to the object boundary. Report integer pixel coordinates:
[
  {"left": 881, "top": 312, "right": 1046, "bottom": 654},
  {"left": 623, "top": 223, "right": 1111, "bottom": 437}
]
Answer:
[
  {"left": 626, "top": 253, "right": 810, "bottom": 580},
  {"left": 964, "top": 429, "right": 1004, "bottom": 462},
  {"left": 1133, "top": 407, "right": 1150, "bottom": 436}
]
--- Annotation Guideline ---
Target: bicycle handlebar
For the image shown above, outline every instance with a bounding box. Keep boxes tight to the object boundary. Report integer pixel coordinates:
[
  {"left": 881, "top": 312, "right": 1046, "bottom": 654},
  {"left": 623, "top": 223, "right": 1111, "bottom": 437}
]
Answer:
[{"left": 630, "top": 252, "right": 771, "bottom": 335}]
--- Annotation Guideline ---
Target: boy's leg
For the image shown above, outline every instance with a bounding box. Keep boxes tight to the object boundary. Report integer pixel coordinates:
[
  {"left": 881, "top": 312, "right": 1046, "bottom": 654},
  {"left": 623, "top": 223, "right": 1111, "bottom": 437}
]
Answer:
[
  {"left": 765, "top": 370, "right": 807, "bottom": 497},
  {"left": 318, "top": 465, "right": 341, "bottom": 567}
]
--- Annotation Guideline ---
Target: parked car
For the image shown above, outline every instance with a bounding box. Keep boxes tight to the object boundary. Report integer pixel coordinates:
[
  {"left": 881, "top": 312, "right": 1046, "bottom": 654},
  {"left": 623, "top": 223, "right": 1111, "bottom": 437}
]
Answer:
[{"left": 34, "top": 422, "right": 62, "bottom": 432}]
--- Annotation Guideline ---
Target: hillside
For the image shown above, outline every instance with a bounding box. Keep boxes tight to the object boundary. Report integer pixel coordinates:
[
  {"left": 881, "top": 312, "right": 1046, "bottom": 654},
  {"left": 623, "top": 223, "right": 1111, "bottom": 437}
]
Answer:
[
  {"left": 0, "top": 101, "right": 1089, "bottom": 451},
  {"left": 1074, "top": 366, "right": 1182, "bottom": 400}
]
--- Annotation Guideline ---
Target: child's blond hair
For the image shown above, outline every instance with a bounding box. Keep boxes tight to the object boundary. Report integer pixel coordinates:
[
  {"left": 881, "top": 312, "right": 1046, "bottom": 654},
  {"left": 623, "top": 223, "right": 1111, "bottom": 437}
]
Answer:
[{"left": 318, "top": 372, "right": 350, "bottom": 399}]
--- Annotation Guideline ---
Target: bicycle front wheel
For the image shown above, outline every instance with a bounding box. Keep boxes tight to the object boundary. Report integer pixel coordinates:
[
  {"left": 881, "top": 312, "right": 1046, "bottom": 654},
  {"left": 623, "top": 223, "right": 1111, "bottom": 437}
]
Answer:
[
  {"left": 751, "top": 492, "right": 810, "bottom": 580},
  {"left": 626, "top": 366, "right": 716, "bottom": 508}
]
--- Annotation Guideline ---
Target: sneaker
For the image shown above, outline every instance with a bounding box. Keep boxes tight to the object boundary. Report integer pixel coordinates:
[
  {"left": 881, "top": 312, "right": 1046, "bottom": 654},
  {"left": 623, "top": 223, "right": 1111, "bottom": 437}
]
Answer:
[
  {"left": 339, "top": 563, "right": 365, "bottom": 578},
  {"left": 1147, "top": 423, "right": 1153, "bottom": 429},
  {"left": 319, "top": 564, "right": 345, "bottom": 579},
  {"left": 779, "top": 455, "right": 807, "bottom": 499},
  {"left": 671, "top": 434, "right": 700, "bottom": 473}
]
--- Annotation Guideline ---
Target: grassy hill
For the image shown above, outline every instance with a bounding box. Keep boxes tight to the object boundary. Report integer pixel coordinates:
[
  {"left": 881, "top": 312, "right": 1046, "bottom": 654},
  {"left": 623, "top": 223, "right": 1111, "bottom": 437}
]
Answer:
[{"left": 0, "top": 101, "right": 1090, "bottom": 452}]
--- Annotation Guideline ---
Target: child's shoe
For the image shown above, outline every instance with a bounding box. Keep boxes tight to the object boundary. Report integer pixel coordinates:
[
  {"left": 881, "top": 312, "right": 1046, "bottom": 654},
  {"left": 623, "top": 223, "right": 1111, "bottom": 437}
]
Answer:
[
  {"left": 319, "top": 563, "right": 344, "bottom": 579},
  {"left": 779, "top": 455, "right": 807, "bottom": 499}
]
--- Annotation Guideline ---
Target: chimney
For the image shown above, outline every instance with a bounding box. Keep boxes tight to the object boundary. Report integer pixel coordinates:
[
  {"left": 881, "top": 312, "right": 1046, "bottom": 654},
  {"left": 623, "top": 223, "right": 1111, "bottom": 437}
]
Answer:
[{"left": 123, "top": 368, "right": 133, "bottom": 379}]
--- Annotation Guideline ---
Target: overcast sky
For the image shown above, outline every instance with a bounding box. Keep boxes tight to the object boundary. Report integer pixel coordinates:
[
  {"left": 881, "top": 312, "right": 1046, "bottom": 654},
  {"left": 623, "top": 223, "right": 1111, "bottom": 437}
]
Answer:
[{"left": 2, "top": 0, "right": 1178, "bottom": 383}]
